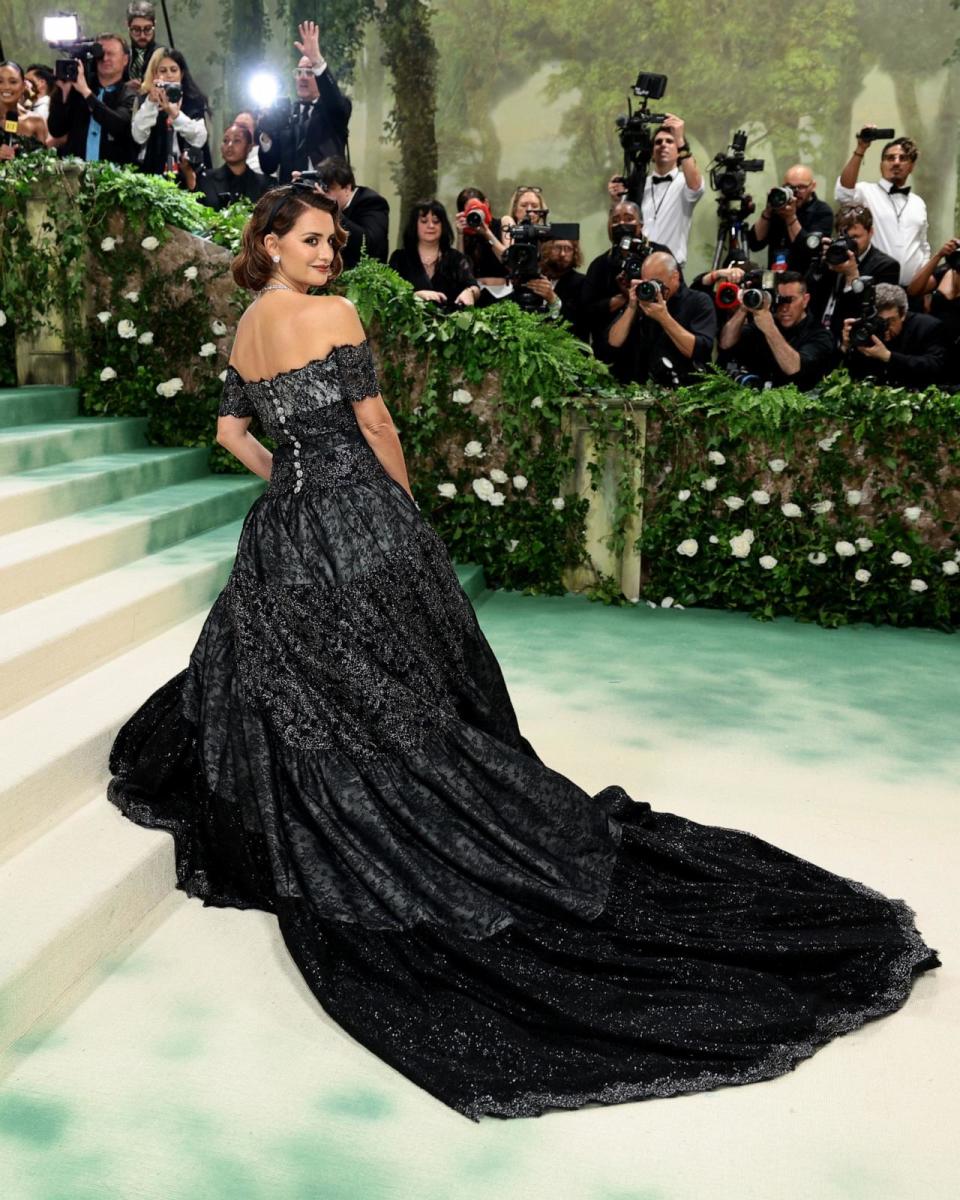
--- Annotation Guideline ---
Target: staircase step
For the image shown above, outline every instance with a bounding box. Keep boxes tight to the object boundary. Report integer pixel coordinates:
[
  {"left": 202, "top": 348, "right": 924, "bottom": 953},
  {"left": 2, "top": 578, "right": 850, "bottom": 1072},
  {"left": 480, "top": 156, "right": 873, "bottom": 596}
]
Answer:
[
  {"left": 0, "top": 614, "right": 207, "bottom": 861},
  {"left": 455, "top": 562, "right": 486, "bottom": 604},
  {"left": 0, "top": 386, "right": 79, "bottom": 428},
  {"left": 0, "top": 795, "right": 174, "bottom": 1055},
  {"left": 0, "top": 475, "right": 262, "bottom": 611},
  {"left": 0, "top": 520, "right": 243, "bottom": 717},
  {"left": 0, "top": 447, "right": 210, "bottom": 535},
  {"left": 0, "top": 417, "right": 148, "bottom": 475}
]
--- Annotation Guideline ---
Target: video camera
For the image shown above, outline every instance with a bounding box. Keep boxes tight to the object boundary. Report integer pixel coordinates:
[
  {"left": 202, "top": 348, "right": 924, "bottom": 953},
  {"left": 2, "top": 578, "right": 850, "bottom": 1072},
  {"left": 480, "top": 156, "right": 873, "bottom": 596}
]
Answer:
[
  {"left": 615, "top": 71, "right": 668, "bottom": 207},
  {"left": 710, "top": 130, "right": 764, "bottom": 204},
  {"left": 847, "top": 277, "right": 886, "bottom": 348},
  {"left": 44, "top": 13, "right": 104, "bottom": 82},
  {"left": 503, "top": 216, "right": 580, "bottom": 311},
  {"left": 616, "top": 234, "right": 653, "bottom": 283}
]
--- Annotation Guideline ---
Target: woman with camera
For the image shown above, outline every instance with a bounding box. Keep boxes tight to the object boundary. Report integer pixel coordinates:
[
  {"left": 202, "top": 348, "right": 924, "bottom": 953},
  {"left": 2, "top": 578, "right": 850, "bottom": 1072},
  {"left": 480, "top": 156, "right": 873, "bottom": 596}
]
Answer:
[
  {"left": 131, "top": 47, "right": 209, "bottom": 177},
  {"left": 389, "top": 200, "right": 480, "bottom": 311},
  {"left": 454, "top": 187, "right": 508, "bottom": 288},
  {"left": 500, "top": 185, "right": 549, "bottom": 244}
]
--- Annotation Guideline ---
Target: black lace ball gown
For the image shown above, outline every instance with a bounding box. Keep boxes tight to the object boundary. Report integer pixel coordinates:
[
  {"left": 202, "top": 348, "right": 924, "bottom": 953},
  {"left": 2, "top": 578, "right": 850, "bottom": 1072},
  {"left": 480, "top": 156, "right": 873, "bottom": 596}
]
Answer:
[{"left": 108, "top": 340, "right": 939, "bottom": 1120}]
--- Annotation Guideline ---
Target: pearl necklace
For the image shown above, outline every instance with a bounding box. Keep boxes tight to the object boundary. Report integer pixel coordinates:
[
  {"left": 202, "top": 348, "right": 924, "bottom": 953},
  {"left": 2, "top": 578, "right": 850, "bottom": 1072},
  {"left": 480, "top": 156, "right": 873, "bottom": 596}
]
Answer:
[{"left": 259, "top": 283, "right": 298, "bottom": 296}]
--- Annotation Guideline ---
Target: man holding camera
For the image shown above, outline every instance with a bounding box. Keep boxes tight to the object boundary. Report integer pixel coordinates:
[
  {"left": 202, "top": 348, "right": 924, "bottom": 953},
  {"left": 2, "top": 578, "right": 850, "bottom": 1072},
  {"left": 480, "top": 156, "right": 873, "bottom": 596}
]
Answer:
[
  {"left": 126, "top": 2, "right": 157, "bottom": 86},
  {"left": 719, "top": 272, "right": 836, "bottom": 390},
  {"left": 748, "top": 165, "right": 833, "bottom": 269},
  {"left": 258, "top": 20, "right": 351, "bottom": 184},
  {"left": 842, "top": 282, "right": 947, "bottom": 389},
  {"left": 47, "top": 33, "right": 135, "bottom": 163},
  {"left": 312, "top": 156, "right": 389, "bottom": 270},
  {"left": 835, "top": 129, "right": 930, "bottom": 286},
  {"left": 604, "top": 250, "right": 715, "bottom": 386},
  {"left": 582, "top": 201, "right": 672, "bottom": 348}
]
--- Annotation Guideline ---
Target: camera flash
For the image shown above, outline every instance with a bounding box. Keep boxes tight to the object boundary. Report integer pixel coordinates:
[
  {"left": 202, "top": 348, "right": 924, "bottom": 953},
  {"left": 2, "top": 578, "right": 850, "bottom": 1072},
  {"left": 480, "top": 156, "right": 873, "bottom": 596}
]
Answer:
[
  {"left": 249, "top": 71, "right": 279, "bottom": 109},
  {"left": 44, "top": 13, "right": 80, "bottom": 42}
]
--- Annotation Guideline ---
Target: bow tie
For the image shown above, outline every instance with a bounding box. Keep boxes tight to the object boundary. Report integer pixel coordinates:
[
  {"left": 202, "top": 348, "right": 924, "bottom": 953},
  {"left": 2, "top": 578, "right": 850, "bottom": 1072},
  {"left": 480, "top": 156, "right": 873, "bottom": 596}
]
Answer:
[
  {"left": 888, "top": 185, "right": 911, "bottom": 196},
  {"left": 652, "top": 174, "right": 672, "bottom": 185}
]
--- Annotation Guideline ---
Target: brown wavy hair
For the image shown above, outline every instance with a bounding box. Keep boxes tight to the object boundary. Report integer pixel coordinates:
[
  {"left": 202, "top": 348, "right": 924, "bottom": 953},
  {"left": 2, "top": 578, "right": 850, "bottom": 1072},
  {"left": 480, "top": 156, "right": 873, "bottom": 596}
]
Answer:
[{"left": 232, "top": 187, "right": 347, "bottom": 292}]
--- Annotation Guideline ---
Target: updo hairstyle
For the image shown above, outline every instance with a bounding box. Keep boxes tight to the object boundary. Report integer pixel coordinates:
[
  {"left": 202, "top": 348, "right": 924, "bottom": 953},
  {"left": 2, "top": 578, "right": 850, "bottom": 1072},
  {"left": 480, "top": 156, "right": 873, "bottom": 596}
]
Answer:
[{"left": 232, "top": 186, "right": 347, "bottom": 292}]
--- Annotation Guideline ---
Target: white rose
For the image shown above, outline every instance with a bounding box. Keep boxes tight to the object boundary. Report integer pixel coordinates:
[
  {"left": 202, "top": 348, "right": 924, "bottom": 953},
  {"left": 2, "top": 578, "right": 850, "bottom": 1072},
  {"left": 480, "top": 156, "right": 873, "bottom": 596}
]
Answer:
[
  {"left": 818, "top": 431, "right": 841, "bottom": 451},
  {"left": 751, "top": 489, "right": 771, "bottom": 505},
  {"left": 489, "top": 468, "right": 508, "bottom": 484},
  {"left": 941, "top": 560, "right": 959, "bottom": 576},
  {"left": 530, "top": 395, "right": 544, "bottom": 408},
  {"left": 660, "top": 596, "right": 675, "bottom": 608},
  {"left": 96, "top": 311, "right": 111, "bottom": 324},
  {"left": 551, "top": 497, "right": 565, "bottom": 511},
  {"left": 730, "top": 534, "right": 752, "bottom": 559},
  {"left": 199, "top": 342, "right": 217, "bottom": 358},
  {"left": 909, "top": 578, "right": 928, "bottom": 593},
  {"left": 891, "top": 551, "right": 912, "bottom": 567},
  {"left": 138, "top": 331, "right": 153, "bottom": 345},
  {"left": 123, "top": 290, "right": 139, "bottom": 303},
  {"left": 903, "top": 506, "right": 922, "bottom": 521},
  {"left": 855, "top": 569, "right": 871, "bottom": 583},
  {"left": 708, "top": 535, "right": 719, "bottom": 544},
  {"left": 488, "top": 491, "right": 506, "bottom": 507},
  {"left": 140, "top": 236, "right": 159, "bottom": 251},
  {"left": 211, "top": 319, "right": 228, "bottom": 336},
  {"left": 808, "top": 552, "right": 827, "bottom": 565},
  {"left": 437, "top": 482, "right": 457, "bottom": 499},
  {"left": 464, "top": 440, "right": 483, "bottom": 458},
  {"left": 218, "top": 369, "right": 228, "bottom": 382},
  {"left": 701, "top": 476, "right": 718, "bottom": 492},
  {"left": 156, "top": 377, "right": 184, "bottom": 398},
  {"left": 781, "top": 503, "right": 802, "bottom": 518},
  {"left": 99, "top": 366, "right": 117, "bottom": 381},
  {"left": 835, "top": 541, "right": 857, "bottom": 558},
  {"left": 512, "top": 475, "right": 528, "bottom": 490},
  {"left": 451, "top": 387, "right": 472, "bottom": 406},
  {"left": 743, "top": 528, "right": 755, "bottom": 544},
  {"left": 677, "top": 489, "right": 691, "bottom": 501},
  {"left": 184, "top": 266, "right": 198, "bottom": 280},
  {"left": 117, "top": 319, "right": 137, "bottom": 339},
  {"left": 759, "top": 555, "right": 777, "bottom": 569},
  {"left": 507, "top": 539, "right": 519, "bottom": 552},
  {"left": 767, "top": 458, "right": 787, "bottom": 474},
  {"left": 723, "top": 496, "right": 745, "bottom": 510},
  {"left": 677, "top": 538, "right": 699, "bottom": 557},
  {"left": 811, "top": 500, "right": 833, "bottom": 515},
  {"left": 855, "top": 537, "right": 873, "bottom": 552},
  {"left": 472, "top": 478, "right": 495, "bottom": 500},
  {"left": 846, "top": 490, "right": 863, "bottom": 505},
  {"left": 708, "top": 450, "right": 726, "bottom": 465},
  {"left": 100, "top": 236, "right": 116, "bottom": 251},
  {"left": 0, "top": 310, "right": 6, "bottom": 328}
]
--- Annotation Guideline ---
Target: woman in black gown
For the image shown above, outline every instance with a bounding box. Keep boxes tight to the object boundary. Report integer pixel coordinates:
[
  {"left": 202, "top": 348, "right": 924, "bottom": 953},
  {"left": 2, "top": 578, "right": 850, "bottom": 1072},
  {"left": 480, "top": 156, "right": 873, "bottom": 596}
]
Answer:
[{"left": 109, "top": 185, "right": 938, "bottom": 1120}]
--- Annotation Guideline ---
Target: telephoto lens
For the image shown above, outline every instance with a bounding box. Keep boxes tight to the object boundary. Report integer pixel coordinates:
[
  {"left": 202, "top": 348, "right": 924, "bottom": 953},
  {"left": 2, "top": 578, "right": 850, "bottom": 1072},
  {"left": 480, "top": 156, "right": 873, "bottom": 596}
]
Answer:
[
  {"left": 741, "top": 287, "right": 766, "bottom": 310},
  {"left": 714, "top": 281, "right": 741, "bottom": 309},
  {"left": 825, "top": 235, "right": 857, "bottom": 267},
  {"left": 767, "top": 185, "right": 794, "bottom": 209},
  {"left": 465, "top": 211, "right": 484, "bottom": 228},
  {"left": 636, "top": 280, "right": 663, "bottom": 302}
]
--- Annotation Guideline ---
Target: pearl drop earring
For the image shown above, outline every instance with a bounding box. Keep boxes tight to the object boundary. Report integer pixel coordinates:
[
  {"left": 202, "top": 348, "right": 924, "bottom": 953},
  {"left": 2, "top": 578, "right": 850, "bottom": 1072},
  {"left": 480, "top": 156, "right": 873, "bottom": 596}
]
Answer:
[{"left": 271, "top": 254, "right": 281, "bottom": 264}]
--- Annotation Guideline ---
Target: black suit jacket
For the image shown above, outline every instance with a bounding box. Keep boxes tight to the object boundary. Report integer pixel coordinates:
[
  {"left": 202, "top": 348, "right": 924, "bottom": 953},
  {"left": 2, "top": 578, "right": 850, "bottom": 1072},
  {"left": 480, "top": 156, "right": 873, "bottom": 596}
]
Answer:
[
  {"left": 198, "top": 164, "right": 271, "bottom": 211},
  {"left": 603, "top": 284, "right": 717, "bottom": 386},
  {"left": 258, "top": 69, "right": 352, "bottom": 182},
  {"left": 47, "top": 79, "right": 136, "bottom": 163},
  {"left": 847, "top": 312, "right": 948, "bottom": 389},
  {"left": 805, "top": 245, "right": 901, "bottom": 342},
  {"left": 339, "top": 186, "right": 390, "bottom": 270},
  {"left": 748, "top": 195, "right": 834, "bottom": 267}
]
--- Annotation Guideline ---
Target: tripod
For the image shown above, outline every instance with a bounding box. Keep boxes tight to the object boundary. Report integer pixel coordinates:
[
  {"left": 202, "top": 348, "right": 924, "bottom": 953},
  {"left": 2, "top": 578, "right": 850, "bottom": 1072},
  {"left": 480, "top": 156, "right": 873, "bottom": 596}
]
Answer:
[{"left": 711, "top": 195, "right": 755, "bottom": 270}]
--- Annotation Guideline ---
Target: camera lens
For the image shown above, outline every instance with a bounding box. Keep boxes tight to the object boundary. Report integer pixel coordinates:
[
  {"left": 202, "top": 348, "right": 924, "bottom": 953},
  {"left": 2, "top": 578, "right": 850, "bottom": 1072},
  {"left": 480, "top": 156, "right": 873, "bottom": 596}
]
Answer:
[{"left": 465, "top": 211, "right": 483, "bottom": 228}]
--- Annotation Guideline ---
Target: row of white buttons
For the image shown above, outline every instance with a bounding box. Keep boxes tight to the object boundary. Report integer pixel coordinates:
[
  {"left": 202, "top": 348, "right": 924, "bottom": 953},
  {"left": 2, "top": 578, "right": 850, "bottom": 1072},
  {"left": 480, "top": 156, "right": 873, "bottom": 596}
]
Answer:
[{"left": 272, "top": 392, "right": 303, "bottom": 493}]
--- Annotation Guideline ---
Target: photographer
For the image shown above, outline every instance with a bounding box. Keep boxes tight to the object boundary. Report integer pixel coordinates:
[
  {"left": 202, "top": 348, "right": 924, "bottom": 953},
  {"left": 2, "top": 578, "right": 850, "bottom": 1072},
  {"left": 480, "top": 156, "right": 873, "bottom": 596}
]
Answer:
[
  {"left": 536, "top": 237, "right": 588, "bottom": 340},
  {"left": 0, "top": 61, "right": 48, "bottom": 160},
  {"left": 312, "top": 156, "right": 388, "bottom": 270},
  {"left": 388, "top": 200, "right": 480, "bottom": 312},
  {"left": 719, "top": 271, "right": 836, "bottom": 390},
  {"left": 131, "top": 48, "right": 208, "bottom": 176},
  {"left": 748, "top": 165, "right": 832, "bottom": 268},
  {"left": 455, "top": 187, "right": 508, "bottom": 287},
  {"left": 604, "top": 251, "right": 715, "bottom": 386},
  {"left": 47, "top": 33, "right": 135, "bottom": 163},
  {"left": 835, "top": 129, "right": 930, "bottom": 285},
  {"left": 637, "top": 115, "right": 703, "bottom": 267},
  {"left": 126, "top": 2, "right": 157, "bottom": 86},
  {"left": 581, "top": 200, "right": 672, "bottom": 346},
  {"left": 800, "top": 204, "right": 899, "bottom": 340},
  {"left": 842, "top": 282, "right": 947, "bottom": 389},
  {"left": 190, "top": 124, "right": 270, "bottom": 209},
  {"left": 258, "top": 20, "right": 351, "bottom": 183},
  {"left": 500, "top": 186, "right": 548, "bottom": 244}
]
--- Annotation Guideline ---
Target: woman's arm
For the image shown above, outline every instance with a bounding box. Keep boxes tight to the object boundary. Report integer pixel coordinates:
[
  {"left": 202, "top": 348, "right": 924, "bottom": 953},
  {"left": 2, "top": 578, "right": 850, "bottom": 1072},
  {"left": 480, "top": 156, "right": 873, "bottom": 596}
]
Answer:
[
  {"left": 352, "top": 395, "right": 412, "bottom": 498},
  {"left": 131, "top": 97, "right": 159, "bottom": 145},
  {"left": 172, "top": 109, "right": 208, "bottom": 148},
  {"left": 215, "top": 415, "right": 273, "bottom": 479}
]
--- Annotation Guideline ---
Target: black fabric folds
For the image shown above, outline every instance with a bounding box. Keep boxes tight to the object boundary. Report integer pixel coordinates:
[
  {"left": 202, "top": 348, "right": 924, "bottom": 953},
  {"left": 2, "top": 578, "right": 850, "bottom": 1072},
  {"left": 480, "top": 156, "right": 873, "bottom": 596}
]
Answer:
[{"left": 109, "top": 343, "right": 939, "bottom": 1119}]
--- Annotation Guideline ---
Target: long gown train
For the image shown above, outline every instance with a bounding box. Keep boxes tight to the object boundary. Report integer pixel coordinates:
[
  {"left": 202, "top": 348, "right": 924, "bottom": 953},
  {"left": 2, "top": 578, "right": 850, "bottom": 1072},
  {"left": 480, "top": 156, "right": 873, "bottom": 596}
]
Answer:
[{"left": 108, "top": 342, "right": 938, "bottom": 1119}]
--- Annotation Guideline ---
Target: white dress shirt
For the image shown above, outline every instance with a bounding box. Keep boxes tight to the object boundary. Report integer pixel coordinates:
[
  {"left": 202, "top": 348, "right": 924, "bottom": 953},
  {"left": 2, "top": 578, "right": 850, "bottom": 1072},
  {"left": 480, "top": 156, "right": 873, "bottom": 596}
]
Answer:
[
  {"left": 640, "top": 169, "right": 704, "bottom": 266},
  {"left": 833, "top": 176, "right": 931, "bottom": 285}
]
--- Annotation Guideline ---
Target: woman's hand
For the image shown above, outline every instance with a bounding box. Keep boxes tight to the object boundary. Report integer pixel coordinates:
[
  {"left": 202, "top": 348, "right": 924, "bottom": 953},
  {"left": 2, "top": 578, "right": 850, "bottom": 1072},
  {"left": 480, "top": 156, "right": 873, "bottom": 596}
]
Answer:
[
  {"left": 414, "top": 290, "right": 447, "bottom": 304},
  {"left": 454, "top": 286, "right": 478, "bottom": 307},
  {"left": 0, "top": 142, "right": 16, "bottom": 161},
  {"left": 147, "top": 85, "right": 164, "bottom": 107}
]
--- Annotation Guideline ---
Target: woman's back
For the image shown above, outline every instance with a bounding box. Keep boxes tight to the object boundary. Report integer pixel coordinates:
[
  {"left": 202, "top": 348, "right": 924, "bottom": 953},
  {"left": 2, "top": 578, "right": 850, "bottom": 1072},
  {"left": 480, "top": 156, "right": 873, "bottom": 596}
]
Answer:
[{"left": 229, "top": 292, "right": 359, "bottom": 383}]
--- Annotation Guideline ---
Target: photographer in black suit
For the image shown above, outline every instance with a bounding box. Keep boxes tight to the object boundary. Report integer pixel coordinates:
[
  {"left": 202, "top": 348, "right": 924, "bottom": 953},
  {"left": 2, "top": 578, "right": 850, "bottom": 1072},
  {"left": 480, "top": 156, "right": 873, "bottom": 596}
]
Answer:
[
  {"left": 258, "top": 20, "right": 351, "bottom": 183},
  {"left": 843, "top": 282, "right": 947, "bottom": 389},
  {"left": 719, "top": 271, "right": 836, "bottom": 390},
  {"left": 312, "top": 156, "right": 389, "bottom": 270},
  {"left": 748, "top": 165, "right": 833, "bottom": 269},
  {"left": 604, "top": 251, "right": 715, "bottom": 386},
  {"left": 46, "top": 33, "right": 135, "bottom": 164}
]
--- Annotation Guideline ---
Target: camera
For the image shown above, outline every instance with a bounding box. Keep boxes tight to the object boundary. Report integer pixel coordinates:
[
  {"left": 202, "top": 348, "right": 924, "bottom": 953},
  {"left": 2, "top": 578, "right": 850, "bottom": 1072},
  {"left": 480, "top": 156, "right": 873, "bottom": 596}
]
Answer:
[
  {"left": 297, "top": 171, "right": 323, "bottom": 186},
  {"left": 710, "top": 130, "right": 764, "bottom": 202},
  {"left": 825, "top": 234, "right": 858, "bottom": 267},
  {"left": 157, "top": 81, "right": 182, "bottom": 103},
  {"left": 636, "top": 279, "right": 664, "bottom": 302},
  {"left": 614, "top": 70, "right": 668, "bottom": 204},
  {"left": 714, "top": 280, "right": 741, "bottom": 309},
  {"left": 856, "top": 127, "right": 896, "bottom": 142},
  {"left": 725, "top": 363, "right": 764, "bottom": 390},
  {"left": 462, "top": 197, "right": 492, "bottom": 234},
  {"left": 258, "top": 96, "right": 293, "bottom": 137},
  {"left": 617, "top": 235, "right": 652, "bottom": 282},
  {"left": 45, "top": 14, "right": 104, "bottom": 82},
  {"left": 944, "top": 245, "right": 960, "bottom": 272},
  {"left": 847, "top": 277, "right": 886, "bottom": 347},
  {"left": 767, "top": 185, "right": 794, "bottom": 210},
  {"left": 740, "top": 269, "right": 785, "bottom": 312},
  {"left": 503, "top": 216, "right": 580, "bottom": 310}
]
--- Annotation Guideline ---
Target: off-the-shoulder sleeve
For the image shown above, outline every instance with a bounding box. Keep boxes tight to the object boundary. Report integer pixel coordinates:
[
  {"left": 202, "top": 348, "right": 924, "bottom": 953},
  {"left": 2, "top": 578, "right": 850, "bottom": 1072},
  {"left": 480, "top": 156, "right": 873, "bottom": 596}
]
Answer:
[
  {"left": 218, "top": 366, "right": 255, "bottom": 418},
  {"left": 336, "top": 341, "right": 380, "bottom": 404}
]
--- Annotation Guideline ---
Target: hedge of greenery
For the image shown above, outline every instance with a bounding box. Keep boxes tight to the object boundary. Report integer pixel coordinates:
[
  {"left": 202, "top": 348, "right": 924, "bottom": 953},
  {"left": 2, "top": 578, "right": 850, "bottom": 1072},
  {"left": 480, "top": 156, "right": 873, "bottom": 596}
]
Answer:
[{"left": 1, "top": 152, "right": 957, "bottom": 628}]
